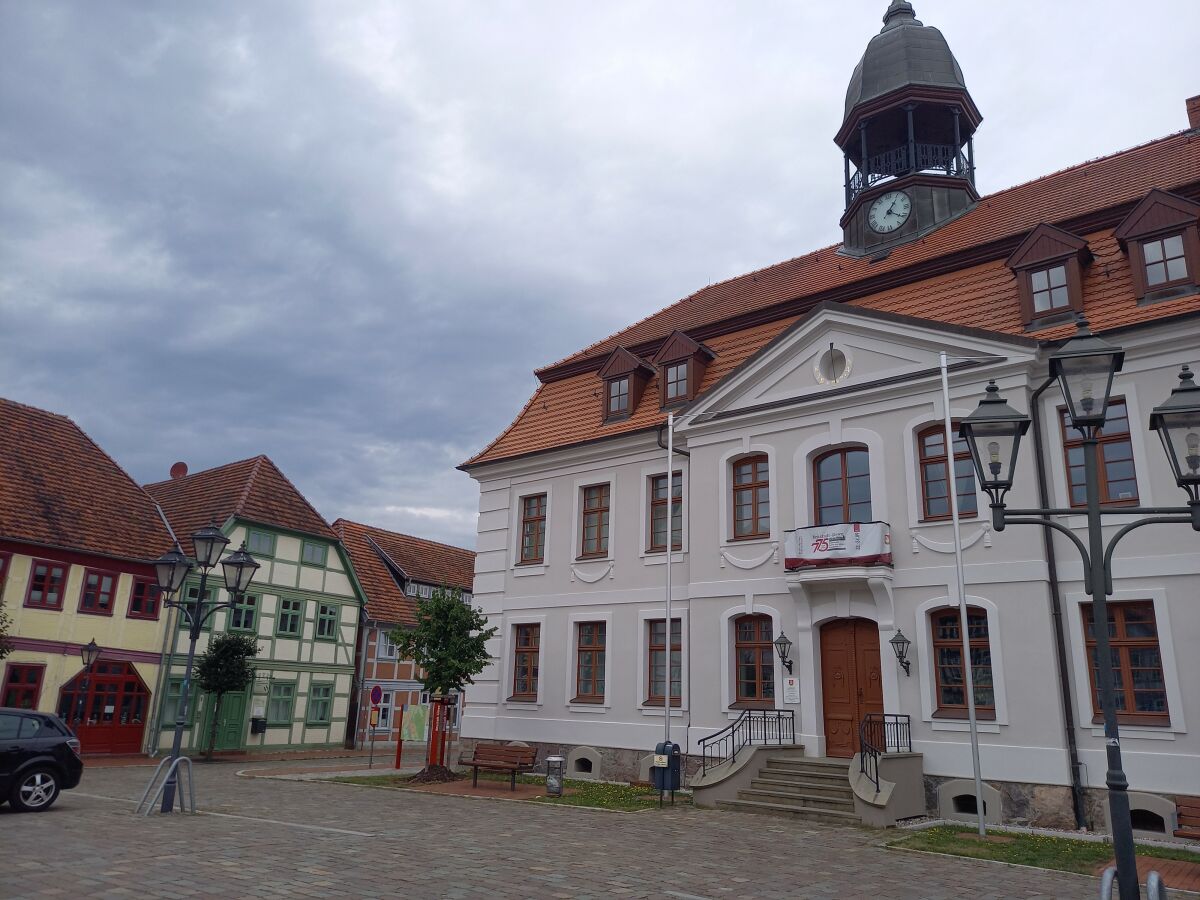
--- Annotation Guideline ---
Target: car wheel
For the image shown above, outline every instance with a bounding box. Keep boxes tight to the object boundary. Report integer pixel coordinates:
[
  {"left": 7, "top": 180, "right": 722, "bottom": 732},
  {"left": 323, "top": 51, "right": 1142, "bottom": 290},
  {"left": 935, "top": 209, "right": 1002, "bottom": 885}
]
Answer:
[{"left": 10, "top": 768, "right": 60, "bottom": 812}]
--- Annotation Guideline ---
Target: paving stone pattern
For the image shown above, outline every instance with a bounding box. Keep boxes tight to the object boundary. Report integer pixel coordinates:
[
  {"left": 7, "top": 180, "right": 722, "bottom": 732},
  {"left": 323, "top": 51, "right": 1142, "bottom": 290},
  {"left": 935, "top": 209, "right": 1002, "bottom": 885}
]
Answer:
[{"left": 0, "top": 761, "right": 1098, "bottom": 899}]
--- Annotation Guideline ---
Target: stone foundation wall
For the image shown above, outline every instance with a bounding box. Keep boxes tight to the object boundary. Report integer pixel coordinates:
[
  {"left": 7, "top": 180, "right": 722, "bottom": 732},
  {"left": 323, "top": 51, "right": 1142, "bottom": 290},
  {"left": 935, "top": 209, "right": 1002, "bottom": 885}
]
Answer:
[
  {"left": 457, "top": 738, "right": 702, "bottom": 784},
  {"left": 924, "top": 774, "right": 1079, "bottom": 830}
]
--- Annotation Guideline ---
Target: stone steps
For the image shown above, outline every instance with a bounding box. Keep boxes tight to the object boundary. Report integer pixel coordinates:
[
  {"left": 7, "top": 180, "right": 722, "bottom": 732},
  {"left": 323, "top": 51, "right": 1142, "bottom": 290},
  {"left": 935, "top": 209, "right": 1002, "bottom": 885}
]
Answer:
[
  {"left": 737, "top": 788, "right": 855, "bottom": 811},
  {"left": 749, "top": 777, "right": 852, "bottom": 799},
  {"left": 721, "top": 754, "right": 859, "bottom": 825},
  {"left": 715, "top": 798, "right": 861, "bottom": 825}
]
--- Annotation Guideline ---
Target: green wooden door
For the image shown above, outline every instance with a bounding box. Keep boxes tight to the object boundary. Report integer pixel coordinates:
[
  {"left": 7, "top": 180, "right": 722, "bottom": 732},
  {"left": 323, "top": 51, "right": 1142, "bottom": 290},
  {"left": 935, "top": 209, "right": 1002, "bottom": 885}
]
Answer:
[{"left": 202, "top": 692, "right": 247, "bottom": 752}]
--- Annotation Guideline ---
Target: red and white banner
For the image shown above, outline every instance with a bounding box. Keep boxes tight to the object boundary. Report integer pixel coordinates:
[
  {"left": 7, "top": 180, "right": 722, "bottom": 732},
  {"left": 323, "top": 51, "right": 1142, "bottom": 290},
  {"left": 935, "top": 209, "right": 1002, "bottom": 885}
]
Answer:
[{"left": 784, "top": 522, "right": 892, "bottom": 570}]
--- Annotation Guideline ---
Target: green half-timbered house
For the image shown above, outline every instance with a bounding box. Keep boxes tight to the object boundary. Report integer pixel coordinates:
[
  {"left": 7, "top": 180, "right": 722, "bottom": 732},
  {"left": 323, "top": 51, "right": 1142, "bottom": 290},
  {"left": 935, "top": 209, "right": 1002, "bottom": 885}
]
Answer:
[{"left": 145, "top": 456, "right": 365, "bottom": 754}]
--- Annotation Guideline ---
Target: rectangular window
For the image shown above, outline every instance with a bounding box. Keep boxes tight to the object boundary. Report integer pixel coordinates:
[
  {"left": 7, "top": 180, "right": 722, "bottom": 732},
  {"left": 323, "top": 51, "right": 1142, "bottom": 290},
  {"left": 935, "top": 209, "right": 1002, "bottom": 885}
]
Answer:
[
  {"left": 79, "top": 569, "right": 117, "bottom": 615},
  {"left": 2, "top": 664, "right": 45, "bottom": 709},
  {"left": 1060, "top": 399, "right": 1139, "bottom": 506},
  {"left": 1143, "top": 234, "right": 1189, "bottom": 288},
  {"left": 734, "top": 615, "right": 775, "bottom": 704},
  {"left": 511, "top": 624, "right": 540, "bottom": 700},
  {"left": 276, "top": 598, "right": 303, "bottom": 636},
  {"left": 648, "top": 472, "right": 683, "bottom": 552},
  {"left": 732, "top": 455, "right": 770, "bottom": 538},
  {"left": 647, "top": 618, "right": 682, "bottom": 705},
  {"left": 1030, "top": 263, "right": 1070, "bottom": 313},
  {"left": 377, "top": 630, "right": 397, "bottom": 659},
  {"left": 177, "top": 584, "right": 214, "bottom": 631},
  {"left": 815, "top": 448, "right": 871, "bottom": 525},
  {"left": 266, "top": 682, "right": 296, "bottom": 724},
  {"left": 229, "top": 594, "right": 258, "bottom": 632},
  {"left": 664, "top": 362, "right": 688, "bottom": 402},
  {"left": 374, "top": 690, "right": 393, "bottom": 732},
  {"left": 579, "top": 484, "right": 610, "bottom": 558},
  {"left": 574, "top": 622, "right": 606, "bottom": 703},
  {"left": 519, "top": 493, "right": 547, "bottom": 564},
  {"left": 24, "top": 559, "right": 67, "bottom": 610},
  {"left": 161, "top": 678, "right": 196, "bottom": 727},
  {"left": 1083, "top": 601, "right": 1168, "bottom": 725},
  {"left": 247, "top": 529, "right": 274, "bottom": 556},
  {"left": 315, "top": 603, "right": 338, "bottom": 640},
  {"left": 307, "top": 683, "right": 333, "bottom": 724},
  {"left": 128, "top": 577, "right": 162, "bottom": 620},
  {"left": 607, "top": 377, "right": 630, "bottom": 417},
  {"left": 919, "top": 425, "right": 978, "bottom": 520},
  {"left": 931, "top": 608, "right": 995, "bottom": 718},
  {"left": 301, "top": 541, "right": 327, "bottom": 566}
]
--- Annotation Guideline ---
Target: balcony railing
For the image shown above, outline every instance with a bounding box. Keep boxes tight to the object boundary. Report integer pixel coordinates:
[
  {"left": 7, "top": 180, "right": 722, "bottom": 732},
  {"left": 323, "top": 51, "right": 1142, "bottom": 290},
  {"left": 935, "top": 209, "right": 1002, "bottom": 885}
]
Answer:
[
  {"left": 784, "top": 522, "right": 892, "bottom": 572},
  {"left": 847, "top": 143, "right": 972, "bottom": 203}
]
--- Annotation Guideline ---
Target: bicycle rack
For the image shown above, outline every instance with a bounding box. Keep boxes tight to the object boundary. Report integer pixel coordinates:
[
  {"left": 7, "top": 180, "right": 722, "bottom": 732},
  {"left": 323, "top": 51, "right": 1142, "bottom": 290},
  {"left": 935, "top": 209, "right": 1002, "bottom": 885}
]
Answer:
[
  {"left": 135, "top": 756, "right": 196, "bottom": 815},
  {"left": 1100, "top": 866, "right": 1170, "bottom": 899}
]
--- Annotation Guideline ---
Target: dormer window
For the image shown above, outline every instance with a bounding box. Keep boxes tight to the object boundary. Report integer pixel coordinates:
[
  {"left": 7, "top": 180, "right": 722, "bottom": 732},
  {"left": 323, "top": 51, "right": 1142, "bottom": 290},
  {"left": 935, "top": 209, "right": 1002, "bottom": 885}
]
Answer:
[
  {"left": 607, "top": 377, "right": 630, "bottom": 417},
  {"left": 1006, "top": 223, "right": 1091, "bottom": 328},
  {"left": 665, "top": 363, "right": 688, "bottom": 403},
  {"left": 651, "top": 330, "right": 714, "bottom": 408},
  {"left": 597, "top": 347, "right": 654, "bottom": 423},
  {"left": 1115, "top": 189, "right": 1200, "bottom": 304}
]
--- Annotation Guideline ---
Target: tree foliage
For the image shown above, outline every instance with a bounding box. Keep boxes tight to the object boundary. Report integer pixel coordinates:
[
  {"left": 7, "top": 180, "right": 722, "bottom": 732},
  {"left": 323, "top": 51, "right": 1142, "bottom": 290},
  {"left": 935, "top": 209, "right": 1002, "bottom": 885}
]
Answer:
[
  {"left": 391, "top": 586, "right": 497, "bottom": 696},
  {"left": 194, "top": 631, "right": 259, "bottom": 758}
]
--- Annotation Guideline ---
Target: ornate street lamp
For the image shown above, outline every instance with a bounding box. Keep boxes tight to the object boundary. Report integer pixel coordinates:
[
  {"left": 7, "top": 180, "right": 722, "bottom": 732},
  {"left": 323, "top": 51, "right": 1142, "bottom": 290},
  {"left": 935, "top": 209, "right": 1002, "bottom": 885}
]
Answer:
[
  {"left": 155, "top": 547, "right": 192, "bottom": 595},
  {"left": 191, "top": 522, "right": 230, "bottom": 569},
  {"left": 80, "top": 638, "right": 101, "bottom": 669},
  {"left": 1048, "top": 318, "right": 1124, "bottom": 430},
  {"left": 959, "top": 381, "right": 1031, "bottom": 525},
  {"left": 75, "top": 639, "right": 102, "bottom": 728},
  {"left": 220, "top": 542, "right": 261, "bottom": 594},
  {"left": 773, "top": 632, "right": 794, "bottom": 674},
  {"left": 1150, "top": 365, "right": 1200, "bottom": 527},
  {"left": 888, "top": 630, "right": 912, "bottom": 677}
]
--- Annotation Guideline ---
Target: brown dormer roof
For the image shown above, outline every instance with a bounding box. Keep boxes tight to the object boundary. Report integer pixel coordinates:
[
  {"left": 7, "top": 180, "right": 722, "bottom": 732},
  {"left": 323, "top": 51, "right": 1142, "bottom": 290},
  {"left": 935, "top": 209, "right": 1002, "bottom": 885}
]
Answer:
[
  {"left": 145, "top": 455, "right": 336, "bottom": 558},
  {"left": 0, "top": 397, "right": 174, "bottom": 562},
  {"left": 464, "top": 130, "right": 1200, "bottom": 469}
]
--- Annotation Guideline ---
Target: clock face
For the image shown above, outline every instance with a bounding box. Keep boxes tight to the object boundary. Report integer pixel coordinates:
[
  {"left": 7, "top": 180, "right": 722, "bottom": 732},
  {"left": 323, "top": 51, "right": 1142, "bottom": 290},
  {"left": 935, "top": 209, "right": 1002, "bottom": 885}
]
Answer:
[{"left": 867, "top": 190, "right": 912, "bottom": 234}]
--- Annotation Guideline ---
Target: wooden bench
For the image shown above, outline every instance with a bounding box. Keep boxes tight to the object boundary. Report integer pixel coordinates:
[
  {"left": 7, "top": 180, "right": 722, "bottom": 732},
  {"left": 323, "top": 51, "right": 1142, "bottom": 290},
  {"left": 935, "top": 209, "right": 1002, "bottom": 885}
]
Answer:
[{"left": 459, "top": 743, "right": 537, "bottom": 791}]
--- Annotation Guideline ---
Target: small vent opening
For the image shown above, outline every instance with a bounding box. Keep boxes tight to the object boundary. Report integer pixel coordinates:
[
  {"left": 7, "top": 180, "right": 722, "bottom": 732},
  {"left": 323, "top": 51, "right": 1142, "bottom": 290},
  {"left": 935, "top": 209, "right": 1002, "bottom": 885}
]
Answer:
[
  {"left": 953, "top": 794, "right": 986, "bottom": 815},
  {"left": 574, "top": 758, "right": 593, "bottom": 774},
  {"left": 1130, "top": 809, "right": 1166, "bottom": 833}
]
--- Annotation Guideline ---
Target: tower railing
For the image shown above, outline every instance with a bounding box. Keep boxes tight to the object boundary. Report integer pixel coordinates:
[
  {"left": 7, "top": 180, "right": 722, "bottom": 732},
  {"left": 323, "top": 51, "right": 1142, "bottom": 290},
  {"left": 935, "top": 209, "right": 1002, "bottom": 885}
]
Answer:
[{"left": 846, "top": 143, "right": 971, "bottom": 203}]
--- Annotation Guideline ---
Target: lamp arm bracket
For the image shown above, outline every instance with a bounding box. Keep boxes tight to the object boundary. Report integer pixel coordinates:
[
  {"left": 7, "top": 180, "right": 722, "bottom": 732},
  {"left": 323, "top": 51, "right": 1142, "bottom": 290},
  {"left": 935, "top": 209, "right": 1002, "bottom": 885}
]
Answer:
[
  {"left": 1002, "top": 516, "right": 1094, "bottom": 594},
  {"left": 1102, "top": 516, "right": 1193, "bottom": 595}
]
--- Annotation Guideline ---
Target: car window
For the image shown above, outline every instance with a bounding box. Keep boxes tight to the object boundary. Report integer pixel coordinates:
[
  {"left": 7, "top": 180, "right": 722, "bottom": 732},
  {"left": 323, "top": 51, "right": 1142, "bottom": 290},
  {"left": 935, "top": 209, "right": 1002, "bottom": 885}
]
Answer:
[
  {"left": 0, "top": 713, "right": 21, "bottom": 740},
  {"left": 18, "top": 717, "right": 44, "bottom": 739}
]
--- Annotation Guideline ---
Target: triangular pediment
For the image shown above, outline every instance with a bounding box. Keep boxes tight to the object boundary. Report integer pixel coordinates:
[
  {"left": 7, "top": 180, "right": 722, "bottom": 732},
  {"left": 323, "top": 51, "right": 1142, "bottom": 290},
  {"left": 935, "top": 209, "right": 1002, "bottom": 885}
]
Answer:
[
  {"left": 1114, "top": 189, "right": 1200, "bottom": 242},
  {"left": 682, "top": 303, "right": 1037, "bottom": 420},
  {"left": 651, "top": 330, "right": 715, "bottom": 365},
  {"left": 597, "top": 346, "right": 654, "bottom": 380},
  {"left": 1006, "top": 223, "right": 1090, "bottom": 270}
]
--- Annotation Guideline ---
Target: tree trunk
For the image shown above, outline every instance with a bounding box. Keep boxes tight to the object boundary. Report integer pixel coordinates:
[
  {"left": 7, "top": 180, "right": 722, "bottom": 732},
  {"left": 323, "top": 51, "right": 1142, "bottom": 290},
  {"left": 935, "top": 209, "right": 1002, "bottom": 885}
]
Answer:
[{"left": 206, "top": 693, "right": 223, "bottom": 760}]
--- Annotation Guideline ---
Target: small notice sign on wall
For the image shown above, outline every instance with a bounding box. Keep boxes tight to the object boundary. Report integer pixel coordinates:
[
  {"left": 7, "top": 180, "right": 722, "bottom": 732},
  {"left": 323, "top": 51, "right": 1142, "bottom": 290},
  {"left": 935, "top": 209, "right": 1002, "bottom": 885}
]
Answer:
[
  {"left": 783, "top": 677, "right": 800, "bottom": 705},
  {"left": 653, "top": 754, "right": 668, "bottom": 768}
]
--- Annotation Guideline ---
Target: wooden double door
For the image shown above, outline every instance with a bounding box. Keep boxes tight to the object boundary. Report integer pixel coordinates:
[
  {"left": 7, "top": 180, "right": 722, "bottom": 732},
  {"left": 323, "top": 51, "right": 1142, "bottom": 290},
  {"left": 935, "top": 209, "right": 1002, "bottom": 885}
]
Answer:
[{"left": 819, "top": 618, "right": 884, "bottom": 758}]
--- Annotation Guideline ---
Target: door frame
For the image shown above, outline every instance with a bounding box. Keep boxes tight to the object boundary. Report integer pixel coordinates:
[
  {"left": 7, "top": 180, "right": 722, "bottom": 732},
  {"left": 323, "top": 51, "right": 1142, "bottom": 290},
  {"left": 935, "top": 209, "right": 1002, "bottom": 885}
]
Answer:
[{"left": 817, "top": 616, "right": 888, "bottom": 758}]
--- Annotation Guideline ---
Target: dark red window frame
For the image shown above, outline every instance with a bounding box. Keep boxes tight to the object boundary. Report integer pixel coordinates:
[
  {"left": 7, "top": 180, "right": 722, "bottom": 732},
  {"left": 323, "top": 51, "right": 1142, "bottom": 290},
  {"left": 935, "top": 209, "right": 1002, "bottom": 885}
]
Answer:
[
  {"left": 918, "top": 424, "right": 978, "bottom": 521},
  {"left": 1059, "top": 398, "right": 1139, "bottom": 507},
  {"left": 1082, "top": 601, "right": 1169, "bottom": 726},
  {"left": 931, "top": 607, "right": 996, "bottom": 719},
  {"left": 574, "top": 622, "right": 606, "bottom": 703},
  {"left": 127, "top": 576, "right": 162, "bottom": 620},
  {"left": 511, "top": 623, "right": 540, "bottom": 700},
  {"left": 1142, "top": 233, "right": 1190, "bottom": 290},
  {"left": 79, "top": 568, "right": 117, "bottom": 616},
  {"left": 579, "top": 484, "right": 610, "bottom": 559},
  {"left": 646, "top": 618, "right": 682, "bottom": 706},
  {"left": 607, "top": 377, "right": 630, "bottom": 418},
  {"left": 2, "top": 663, "right": 45, "bottom": 710},
  {"left": 24, "top": 558, "right": 67, "bottom": 610},
  {"left": 732, "top": 455, "right": 770, "bottom": 540},
  {"left": 814, "top": 447, "right": 872, "bottom": 525},
  {"left": 518, "top": 493, "right": 547, "bottom": 565},
  {"left": 648, "top": 472, "right": 683, "bottom": 552},
  {"left": 734, "top": 614, "right": 775, "bottom": 706},
  {"left": 664, "top": 362, "right": 689, "bottom": 403}
]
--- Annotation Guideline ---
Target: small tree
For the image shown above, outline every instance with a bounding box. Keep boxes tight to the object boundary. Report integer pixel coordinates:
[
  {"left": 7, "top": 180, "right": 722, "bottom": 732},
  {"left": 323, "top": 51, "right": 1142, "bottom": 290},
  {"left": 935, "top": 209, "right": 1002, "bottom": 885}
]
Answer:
[
  {"left": 392, "top": 586, "right": 497, "bottom": 778},
  {"left": 194, "top": 632, "right": 259, "bottom": 759}
]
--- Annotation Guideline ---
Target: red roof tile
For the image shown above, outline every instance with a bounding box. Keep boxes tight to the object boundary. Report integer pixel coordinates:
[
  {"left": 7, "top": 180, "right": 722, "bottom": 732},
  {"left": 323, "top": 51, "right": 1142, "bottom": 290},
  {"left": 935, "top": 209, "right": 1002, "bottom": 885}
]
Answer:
[
  {"left": 146, "top": 455, "right": 337, "bottom": 557},
  {"left": 465, "top": 130, "right": 1200, "bottom": 468},
  {"left": 0, "top": 397, "right": 174, "bottom": 561}
]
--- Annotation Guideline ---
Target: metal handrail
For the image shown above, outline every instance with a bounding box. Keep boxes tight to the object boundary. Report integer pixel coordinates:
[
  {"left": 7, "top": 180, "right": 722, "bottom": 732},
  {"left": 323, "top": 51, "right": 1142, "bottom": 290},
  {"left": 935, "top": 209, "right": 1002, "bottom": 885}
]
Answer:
[
  {"left": 858, "top": 713, "right": 912, "bottom": 793},
  {"left": 698, "top": 709, "right": 796, "bottom": 776}
]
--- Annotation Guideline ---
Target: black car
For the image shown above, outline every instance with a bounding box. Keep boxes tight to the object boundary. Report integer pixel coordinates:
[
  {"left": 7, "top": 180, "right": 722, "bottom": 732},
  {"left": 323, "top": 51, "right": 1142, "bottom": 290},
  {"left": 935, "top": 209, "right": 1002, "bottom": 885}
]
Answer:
[{"left": 0, "top": 708, "right": 84, "bottom": 812}]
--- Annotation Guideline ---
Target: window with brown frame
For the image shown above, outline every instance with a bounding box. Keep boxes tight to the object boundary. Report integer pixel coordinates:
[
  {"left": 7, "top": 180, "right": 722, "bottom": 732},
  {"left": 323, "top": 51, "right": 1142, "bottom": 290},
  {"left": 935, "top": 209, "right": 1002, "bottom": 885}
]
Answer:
[
  {"left": 79, "top": 569, "right": 117, "bottom": 616},
  {"left": 664, "top": 362, "right": 689, "bottom": 404},
  {"left": 511, "top": 623, "right": 540, "bottom": 700},
  {"left": 1114, "top": 190, "right": 1200, "bottom": 302},
  {"left": 930, "top": 607, "right": 996, "bottom": 719},
  {"left": 1006, "top": 223, "right": 1090, "bottom": 326},
  {"left": 1082, "top": 601, "right": 1168, "bottom": 725},
  {"left": 574, "top": 622, "right": 606, "bottom": 703},
  {"left": 918, "top": 425, "right": 978, "bottom": 520},
  {"left": 1059, "top": 398, "right": 1139, "bottom": 507},
  {"left": 1142, "top": 234, "right": 1190, "bottom": 289},
  {"left": 128, "top": 577, "right": 162, "bottom": 620},
  {"left": 24, "top": 559, "right": 66, "bottom": 610},
  {"left": 1030, "top": 263, "right": 1071, "bottom": 314},
  {"left": 646, "top": 618, "right": 681, "bottom": 705},
  {"left": 519, "top": 493, "right": 547, "bottom": 564},
  {"left": 648, "top": 472, "right": 683, "bottom": 552},
  {"left": 814, "top": 447, "right": 871, "bottom": 525},
  {"left": 734, "top": 614, "right": 775, "bottom": 705},
  {"left": 732, "top": 455, "right": 770, "bottom": 539},
  {"left": 2, "top": 664, "right": 44, "bottom": 710},
  {"left": 607, "top": 377, "right": 630, "bottom": 418},
  {"left": 579, "top": 484, "right": 610, "bottom": 558}
]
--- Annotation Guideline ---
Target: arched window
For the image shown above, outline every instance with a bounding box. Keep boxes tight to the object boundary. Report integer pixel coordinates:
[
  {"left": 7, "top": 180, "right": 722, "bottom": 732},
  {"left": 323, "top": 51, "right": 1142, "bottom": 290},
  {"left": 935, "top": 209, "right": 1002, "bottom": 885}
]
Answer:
[
  {"left": 930, "top": 607, "right": 995, "bottom": 719},
  {"left": 734, "top": 614, "right": 775, "bottom": 705},
  {"left": 814, "top": 447, "right": 871, "bottom": 525},
  {"left": 917, "top": 424, "right": 978, "bottom": 520},
  {"left": 732, "top": 454, "right": 770, "bottom": 539}
]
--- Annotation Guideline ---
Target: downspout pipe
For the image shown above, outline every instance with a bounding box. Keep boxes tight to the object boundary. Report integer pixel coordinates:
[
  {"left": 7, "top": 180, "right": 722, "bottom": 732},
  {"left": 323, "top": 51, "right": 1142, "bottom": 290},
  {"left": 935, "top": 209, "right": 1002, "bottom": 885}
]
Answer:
[{"left": 1029, "top": 373, "right": 1088, "bottom": 828}]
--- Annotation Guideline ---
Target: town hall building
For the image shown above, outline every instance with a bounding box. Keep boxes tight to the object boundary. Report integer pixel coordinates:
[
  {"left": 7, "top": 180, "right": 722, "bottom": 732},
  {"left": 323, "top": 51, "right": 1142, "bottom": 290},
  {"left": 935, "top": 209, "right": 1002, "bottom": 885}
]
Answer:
[{"left": 460, "top": 1, "right": 1200, "bottom": 833}]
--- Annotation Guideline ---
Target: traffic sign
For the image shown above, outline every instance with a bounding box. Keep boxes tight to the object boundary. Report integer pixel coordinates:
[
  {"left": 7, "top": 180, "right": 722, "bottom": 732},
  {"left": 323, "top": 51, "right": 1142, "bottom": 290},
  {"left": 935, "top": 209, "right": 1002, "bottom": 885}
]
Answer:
[
  {"left": 370, "top": 706, "right": 380, "bottom": 727},
  {"left": 370, "top": 684, "right": 383, "bottom": 705}
]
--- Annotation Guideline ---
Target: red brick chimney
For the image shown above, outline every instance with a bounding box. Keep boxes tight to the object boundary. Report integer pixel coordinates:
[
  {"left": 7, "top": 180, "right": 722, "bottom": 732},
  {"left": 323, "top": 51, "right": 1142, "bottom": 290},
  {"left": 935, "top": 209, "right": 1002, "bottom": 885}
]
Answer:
[
  {"left": 1188, "top": 95, "right": 1200, "bottom": 131},
  {"left": 170, "top": 461, "right": 188, "bottom": 479}
]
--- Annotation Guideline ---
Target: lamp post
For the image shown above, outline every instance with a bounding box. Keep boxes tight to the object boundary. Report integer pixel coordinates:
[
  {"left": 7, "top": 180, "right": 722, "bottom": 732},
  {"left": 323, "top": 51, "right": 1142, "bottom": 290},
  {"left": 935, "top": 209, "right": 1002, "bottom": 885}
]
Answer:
[
  {"left": 960, "top": 319, "right": 1200, "bottom": 900},
  {"left": 152, "top": 525, "right": 260, "bottom": 814},
  {"left": 773, "top": 632, "right": 794, "bottom": 675},
  {"left": 75, "top": 639, "right": 101, "bottom": 728},
  {"left": 888, "top": 630, "right": 912, "bottom": 676}
]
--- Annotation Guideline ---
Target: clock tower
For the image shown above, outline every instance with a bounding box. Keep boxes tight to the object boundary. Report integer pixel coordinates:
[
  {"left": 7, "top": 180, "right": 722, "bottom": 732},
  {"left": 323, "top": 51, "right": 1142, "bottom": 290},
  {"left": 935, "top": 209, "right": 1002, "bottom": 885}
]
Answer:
[{"left": 837, "top": 1, "right": 982, "bottom": 257}]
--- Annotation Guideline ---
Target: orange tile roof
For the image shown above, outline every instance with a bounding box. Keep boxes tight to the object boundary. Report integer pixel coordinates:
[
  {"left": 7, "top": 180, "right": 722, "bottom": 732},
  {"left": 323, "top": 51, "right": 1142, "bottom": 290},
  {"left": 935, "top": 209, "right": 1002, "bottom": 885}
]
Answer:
[
  {"left": 333, "top": 519, "right": 474, "bottom": 625},
  {"left": 466, "top": 130, "right": 1200, "bottom": 468},
  {"left": 0, "top": 397, "right": 174, "bottom": 562},
  {"left": 145, "top": 455, "right": 337, "bottom": 558}
]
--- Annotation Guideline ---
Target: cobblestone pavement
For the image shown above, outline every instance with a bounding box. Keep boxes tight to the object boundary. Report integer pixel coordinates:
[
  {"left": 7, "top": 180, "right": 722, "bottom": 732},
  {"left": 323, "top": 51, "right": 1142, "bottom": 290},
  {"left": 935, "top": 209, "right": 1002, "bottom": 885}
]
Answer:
[{"left": 0, "top": 761, "right": 1099, "bottom": 899}]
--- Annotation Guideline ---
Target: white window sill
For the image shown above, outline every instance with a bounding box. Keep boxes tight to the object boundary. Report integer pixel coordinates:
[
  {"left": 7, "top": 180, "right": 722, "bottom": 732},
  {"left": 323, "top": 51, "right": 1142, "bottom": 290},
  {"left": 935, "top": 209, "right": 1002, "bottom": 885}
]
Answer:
[
  {"left": 907, "top": 517, "right": 984, "bottom": 531},
  {"left": 929, "top": 719, "right": 1002, "bottom": 733},
  {"left": 720, "top": 537, "right": 774, "bottom": 550},
  {"left": 503, "top": 700, "right": 542, "bottom": 710},
  {"left": 568, "top": 704, "right": 611, "bottom": 714},
  {"left": 641, "top": 552, "right": 687, "bottom": 566},
  {"left": 638, "top": 707, "right": 687, "bottom": 717},
  {"left": 512, "top": 565, "right": 546, "bottom": 577},
  {"left": 1089, "top": 726, "right": 1178, "bottom": 741}
]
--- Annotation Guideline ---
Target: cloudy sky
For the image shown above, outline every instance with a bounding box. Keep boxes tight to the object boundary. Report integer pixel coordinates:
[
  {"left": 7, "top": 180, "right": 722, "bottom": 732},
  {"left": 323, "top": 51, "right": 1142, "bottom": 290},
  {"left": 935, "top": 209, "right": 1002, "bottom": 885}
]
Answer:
[{"left": 2, "top": 1, "right": 1197, "bottom": 550}]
